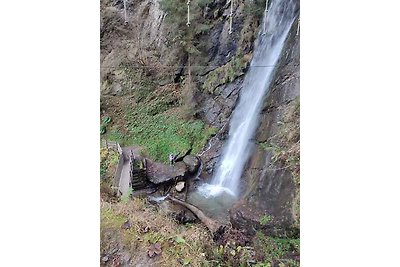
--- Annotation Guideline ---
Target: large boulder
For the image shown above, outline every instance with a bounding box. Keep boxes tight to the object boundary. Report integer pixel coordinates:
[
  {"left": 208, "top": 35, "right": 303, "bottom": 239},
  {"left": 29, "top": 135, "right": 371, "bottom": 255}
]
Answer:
[
  {"left": 146, "top": 161, "right": 187, "bottom": 184},
  {"left": 183, "top": 155, "right": 201, "bottom": 174}
]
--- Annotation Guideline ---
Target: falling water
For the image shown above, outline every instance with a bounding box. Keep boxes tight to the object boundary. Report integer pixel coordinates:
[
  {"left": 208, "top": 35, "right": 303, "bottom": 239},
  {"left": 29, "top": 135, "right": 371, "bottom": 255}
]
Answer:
[{"left": 199, "top": 0, "right": 298, "bottom": 198}]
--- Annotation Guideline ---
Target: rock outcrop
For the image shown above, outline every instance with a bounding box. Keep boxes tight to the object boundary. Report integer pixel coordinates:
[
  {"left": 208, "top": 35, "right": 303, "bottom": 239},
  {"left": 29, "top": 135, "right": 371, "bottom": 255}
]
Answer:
[
  {"left": 182, "top": 155, "right": 200, "bottom": 174},
  {"left": 146, "top": 161, "right": 188, "bottom": 184}
]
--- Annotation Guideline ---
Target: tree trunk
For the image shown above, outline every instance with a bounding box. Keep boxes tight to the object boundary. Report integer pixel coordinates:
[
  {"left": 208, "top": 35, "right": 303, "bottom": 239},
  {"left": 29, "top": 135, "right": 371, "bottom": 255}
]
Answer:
[{"left": 167, "top": 196, "right": 226, "bottom": 240}]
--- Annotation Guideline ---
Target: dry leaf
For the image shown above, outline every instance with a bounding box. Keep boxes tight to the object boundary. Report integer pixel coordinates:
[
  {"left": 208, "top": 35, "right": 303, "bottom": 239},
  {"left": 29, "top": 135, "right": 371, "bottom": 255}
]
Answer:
[{"left": 147, "top": 243, "right": 162, "bottom": 258}]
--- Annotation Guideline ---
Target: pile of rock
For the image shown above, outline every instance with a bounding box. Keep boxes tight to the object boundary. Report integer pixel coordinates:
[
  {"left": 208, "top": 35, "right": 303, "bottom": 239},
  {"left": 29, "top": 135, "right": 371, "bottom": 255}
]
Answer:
[{"left": 146, "top": 155, "right": 201, "bottom": 185}]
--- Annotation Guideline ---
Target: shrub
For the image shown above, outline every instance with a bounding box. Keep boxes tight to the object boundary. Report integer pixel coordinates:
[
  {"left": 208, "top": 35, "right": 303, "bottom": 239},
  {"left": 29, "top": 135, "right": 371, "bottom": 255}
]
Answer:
[{"left": 160, "top": 0, "right": 212, "bottom": 55}]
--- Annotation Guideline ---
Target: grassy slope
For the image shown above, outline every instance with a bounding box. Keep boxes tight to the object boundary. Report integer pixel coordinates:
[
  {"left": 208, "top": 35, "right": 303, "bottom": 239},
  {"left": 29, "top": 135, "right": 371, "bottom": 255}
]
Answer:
[{"left": 100, "top": 67, "right": 217, "bottom": 163}]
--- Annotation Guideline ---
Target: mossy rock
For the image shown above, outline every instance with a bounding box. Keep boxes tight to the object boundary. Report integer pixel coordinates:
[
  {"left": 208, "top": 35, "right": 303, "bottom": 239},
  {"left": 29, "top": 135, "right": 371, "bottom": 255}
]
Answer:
[{"left": 202, "top": 55, "right": 250, "bottom": 94}]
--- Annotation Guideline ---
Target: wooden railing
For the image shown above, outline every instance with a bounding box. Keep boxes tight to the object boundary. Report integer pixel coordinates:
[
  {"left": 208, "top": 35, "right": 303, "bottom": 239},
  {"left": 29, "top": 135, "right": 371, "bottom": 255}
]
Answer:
[{"left": 102, "top": 139, "right": 122, "bottom": 155}]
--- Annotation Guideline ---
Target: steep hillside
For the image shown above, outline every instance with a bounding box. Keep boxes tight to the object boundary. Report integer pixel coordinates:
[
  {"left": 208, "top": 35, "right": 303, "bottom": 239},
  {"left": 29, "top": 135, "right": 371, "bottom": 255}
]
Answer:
[{"left": 100, "top": 0, "right": 265, "bottom": 162}]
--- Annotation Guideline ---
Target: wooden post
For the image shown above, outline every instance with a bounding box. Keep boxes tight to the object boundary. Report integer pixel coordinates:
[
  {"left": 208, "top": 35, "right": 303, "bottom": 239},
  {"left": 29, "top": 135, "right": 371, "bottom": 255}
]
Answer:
[
  {"left": 187, "top": 54, "right": 191, "bottom": 92},
  {"left": 297, "top": 19, "right": 300, "bottom": 36},
  {"left": 263, "top": 0, "right": 269, "bottom": 34},
  {"left": 117, "top": 143, "right": 122, "bottom": 155},
  {"left": 229, "top": 0, "right": 233, "bottom": 34},
  {"left": 186, "top": 0, "right": 191, "bottom": 27},
  {"left": 123, "top": 0, "right": 128, "bottom": 23}
]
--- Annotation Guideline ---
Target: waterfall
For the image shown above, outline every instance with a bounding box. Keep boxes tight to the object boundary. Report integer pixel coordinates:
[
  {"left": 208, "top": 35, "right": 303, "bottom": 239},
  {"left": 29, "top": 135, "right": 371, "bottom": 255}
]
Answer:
[{"left": 199, "top": 0, "right": 298, "bottom": 198}]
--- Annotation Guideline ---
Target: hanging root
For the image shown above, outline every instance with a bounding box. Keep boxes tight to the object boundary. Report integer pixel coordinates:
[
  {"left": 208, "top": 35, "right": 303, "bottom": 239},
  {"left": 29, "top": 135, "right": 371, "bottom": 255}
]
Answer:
[{"left": 166, "top": 196, "right": 226, "bottom": 241}]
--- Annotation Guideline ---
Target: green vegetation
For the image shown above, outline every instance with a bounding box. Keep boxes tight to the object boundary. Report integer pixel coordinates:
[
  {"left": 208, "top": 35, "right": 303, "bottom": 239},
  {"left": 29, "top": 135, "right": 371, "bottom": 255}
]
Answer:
[
  {"left": 243, "top": 0, "right": 267, "bottom": 18},
  {"left": 102, "top": 65, "right": 216, "bottom": 162},
  {"left": 238, "top": 0, "right": 268, "bottom": 57},
  {"left": 100, "top": 125, "right": 106, "bottom": 135},
  {"left": 106, "top": 111, "right": 214, "bottom": 163},
  {"left": 100, "top": 206, "right": 126, "bottom": 229},
  {"left": 121, "top": 187, "right": 133, "bottom": 203},
  {"left": 206, "top": 242, "right": 257, "bottom": 267},
  {"left": 120, "top": 62, "right": 158, "bottom": 100},
  {"left": 103, "top": 116, "right": 112, "bottom": 124},
  {"left": 203, "top": 55, "right": 250, "bottom": 94},
  {"left": 160, "top": 0, "right": 213, "bottom": 55},
  {"left": 100, "top": 148, "right": 120, "bottom": 201},
  {"left": 100, "top": 116, "right": 112, "bottom": 135},
  {"left": 258, "top": 98, "right": 300, "bottom": 185},
  {"left": 254, "top": 231, "right": 300, "bottom": 267},
  {"left": 258, "top": 141, "right": 285, "bottom": 162},
  {"left": 260, "top": 214, "right": 273, "bottom": 226},
  {"left": 101, "top": 199, "right": 300, "bottom": 267},
  {"left": 100, "top": 147, "right": 119, "bottom": 179},
  {"left": 100, "top": 0, "right": 300, "bottom": 265}
]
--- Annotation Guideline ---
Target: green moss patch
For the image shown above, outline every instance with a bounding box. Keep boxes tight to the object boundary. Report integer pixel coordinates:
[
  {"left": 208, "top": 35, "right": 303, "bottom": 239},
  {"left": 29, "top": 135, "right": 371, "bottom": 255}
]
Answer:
[{"left": 203, "top": 55, "right": 250, "bottom": 94}]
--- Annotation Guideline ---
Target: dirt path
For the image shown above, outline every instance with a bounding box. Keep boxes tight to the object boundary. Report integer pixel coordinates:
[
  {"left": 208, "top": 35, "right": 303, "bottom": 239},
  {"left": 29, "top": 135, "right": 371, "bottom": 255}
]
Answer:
[{"left": 119, "top": 158, "right": 131, "bottom": 197}]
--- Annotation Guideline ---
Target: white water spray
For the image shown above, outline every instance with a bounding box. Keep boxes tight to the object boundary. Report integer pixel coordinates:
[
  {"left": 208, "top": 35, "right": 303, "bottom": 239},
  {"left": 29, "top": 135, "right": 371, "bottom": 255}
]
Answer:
[{"left": 199, "top": 0, "right": 298, "bottom": 198}]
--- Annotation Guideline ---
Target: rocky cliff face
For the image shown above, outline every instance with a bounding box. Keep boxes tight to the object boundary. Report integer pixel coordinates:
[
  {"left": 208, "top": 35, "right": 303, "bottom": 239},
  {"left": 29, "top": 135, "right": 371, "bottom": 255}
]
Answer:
[
  {"left": 100, "top": 0, "right": 172, "bottom": 95},
  {"left": 100, "top": 0, "right": 263, "bottom": 92},
  {"left": 230, "top": 17, "right": 300, "bottom": 237},
  {"left": 194, "top": 1, "right": 300, "bottom": 239}
]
